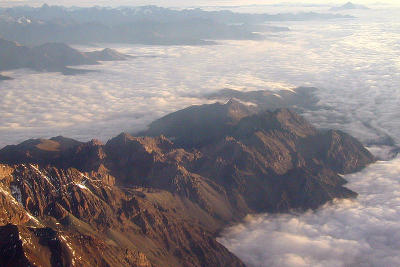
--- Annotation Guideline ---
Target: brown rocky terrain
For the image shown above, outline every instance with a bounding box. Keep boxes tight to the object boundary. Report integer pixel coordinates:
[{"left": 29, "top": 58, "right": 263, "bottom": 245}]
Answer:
[{"left": 0, "top": 101, "right": 375, "bottom": 266}]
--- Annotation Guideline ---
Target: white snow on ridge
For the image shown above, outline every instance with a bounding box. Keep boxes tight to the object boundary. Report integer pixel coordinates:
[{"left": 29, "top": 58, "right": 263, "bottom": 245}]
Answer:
[
  {"left": 10, "top": 184, "right": 22, "bottom": 204},
  {"left": 29, "top": 164, "right": 56, "bottom": 189},
  {"left": 0, "top": 185, "right": 41, "bottom": 225}
]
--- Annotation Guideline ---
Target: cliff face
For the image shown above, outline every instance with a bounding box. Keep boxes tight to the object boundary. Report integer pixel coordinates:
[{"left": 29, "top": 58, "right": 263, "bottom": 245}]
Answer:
[{"left": 0, "top": 102, "right": 375, "bottom": 266}]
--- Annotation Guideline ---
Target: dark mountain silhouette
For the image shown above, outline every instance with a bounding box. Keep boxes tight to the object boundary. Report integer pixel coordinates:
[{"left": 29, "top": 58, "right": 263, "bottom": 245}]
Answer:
[
  {"left": 139, "top": 99, "right": 255, "bottom": 147},
  {"left": 204, "top": 87, "right": 319, "bottom": 112},
  {"left": 330, "top": 2, "right": 369, "bottom": 11},
  {"left": 0, "top": 101, "right": 374, "bottom": 266},
  {"left": 0, "top": 5, "right": 352, "bottom": 46},
  {"left": 0, "top": 38, "right": 129, "bottom": 77},
  {"left": 0, "top": 73, "right": 11, "bottom": 80}
]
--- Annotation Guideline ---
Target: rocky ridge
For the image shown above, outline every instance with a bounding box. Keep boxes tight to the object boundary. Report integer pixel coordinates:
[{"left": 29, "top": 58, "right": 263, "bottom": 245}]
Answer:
[
  {"left": 0, "top": 100, "right": 375, "bottom": 266},
  {"left": 330, "top": 2, "right": 369, "bottom": 11}
]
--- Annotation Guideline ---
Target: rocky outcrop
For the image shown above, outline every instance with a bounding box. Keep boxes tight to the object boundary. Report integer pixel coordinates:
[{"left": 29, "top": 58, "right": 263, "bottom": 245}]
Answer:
[
  {"left": 330, "top": 2, "right": 369, "bottom": 11},
  {"left": 0, "top": 101, "right": 375, "bottom": 266}
]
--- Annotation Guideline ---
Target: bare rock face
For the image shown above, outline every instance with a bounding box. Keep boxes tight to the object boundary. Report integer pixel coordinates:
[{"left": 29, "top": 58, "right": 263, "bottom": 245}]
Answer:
[
  {"left": 204, "top": 87, "right": 320, "bottom": 112},
  {"left": 0, "top": 101, "right": 374, "bottom": 266},
  {"left": 312, "top": 130, "right": 375, "bottom": 174},
  {"left": 0, "top": 164, "right": 244, "bottom": 267}
]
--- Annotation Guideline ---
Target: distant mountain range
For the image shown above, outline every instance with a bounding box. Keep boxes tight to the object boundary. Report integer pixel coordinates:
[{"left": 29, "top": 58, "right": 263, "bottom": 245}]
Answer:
[
  {"left": 0, "top": 73, "right": 11, "bottom": 80},
  {"left": 0, "top": 38, "right": 129, "bottom": 77},
  {"left": 0, "top": 5, "right": 353, "bottom": 46},
  {"left": 204, "top": 87, "right": 319, "bottom": 113},
  {"left": 330, "top": 2, "right": 369, "bottom": 11},
  {"left": 0, "top": 100, "right": 374, "bottom": 266}
]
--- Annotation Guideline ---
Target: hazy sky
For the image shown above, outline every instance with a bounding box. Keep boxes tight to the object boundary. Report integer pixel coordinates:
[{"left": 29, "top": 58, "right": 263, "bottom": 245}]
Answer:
[{"left": 0, "top": 0, "right": 399, "bottom": 8}]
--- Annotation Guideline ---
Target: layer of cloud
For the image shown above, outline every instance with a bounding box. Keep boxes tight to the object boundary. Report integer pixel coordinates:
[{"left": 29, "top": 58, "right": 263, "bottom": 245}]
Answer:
[
  {"left": 0, "top": 8, "right": 399, "bottom": 149},
  {"left": 218, "top": 156, "right": 400, "bottom": 267},
  {"left": 214, "top": 10, "right": 400, "bottom": 265}
]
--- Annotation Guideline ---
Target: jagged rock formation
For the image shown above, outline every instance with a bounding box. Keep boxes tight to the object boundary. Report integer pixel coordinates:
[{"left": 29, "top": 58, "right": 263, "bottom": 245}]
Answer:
[
  {"left": 0, "top": 5, "right": 352, "bottom": 46},
  {"left": 0, "top": 163, "right": 242, "bottom": 267},
  {"left": 0, "top": 38, "right": 128, "bottom": 76},
  {"left": 0, "top": 101, "right": 375, "bottom": 266}
]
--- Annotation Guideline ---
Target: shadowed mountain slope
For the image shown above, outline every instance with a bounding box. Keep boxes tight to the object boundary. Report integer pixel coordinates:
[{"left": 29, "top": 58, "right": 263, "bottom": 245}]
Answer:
[{"left": 0, "top": 101, "right": 374, "bottom": 266}]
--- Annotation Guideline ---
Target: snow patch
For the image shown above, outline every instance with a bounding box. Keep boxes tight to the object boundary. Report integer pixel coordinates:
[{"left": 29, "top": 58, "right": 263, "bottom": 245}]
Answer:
[
  {"left": 10, "top": 184, "right": 22, "bottom": 204},
  {"left": 0, "top": 186, "right": 20, "bottom": 206},
  {"left": 29, "top": 164, "right": 56, "bottom": 189},
  {"left": 60, "top": 235, "right": 76, "bottom": 264},
  {"left": 75, "top": 183, "right": 89, "bottom": 190}
]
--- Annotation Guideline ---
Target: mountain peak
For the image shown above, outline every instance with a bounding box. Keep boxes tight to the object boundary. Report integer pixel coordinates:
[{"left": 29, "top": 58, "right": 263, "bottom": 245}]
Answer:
[
  {"left": 88, "top": 139, "right": 104, "bottom": 146},
  {"left": 0, "top": 37, "right": 128, "bottom": 75},
  {"left": 85, "top": 48, "right": 128, "bottom": 61},
  {"left": 107, "top": 132, "right": 134, "bottom": 145},
  {"left": 330, "top": 2, "right": 369, "bottom": 10},
  {"left": 139, "top": 100, "right": 253, "bottom": 147}
]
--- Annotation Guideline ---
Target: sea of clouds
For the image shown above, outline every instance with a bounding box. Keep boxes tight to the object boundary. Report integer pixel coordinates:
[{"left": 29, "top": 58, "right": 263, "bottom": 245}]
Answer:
[
  {"left": 215, "top": 8, "right": 400, "bottom": 267},
  {"left": 1, "top": 6, "right": 400, "bottom": 266},
  {"left": 1, "top": 9, "right": 399, "bottom": 148},
  {"left": 218, "top": 156, "right": 400, "bottom": 267}
]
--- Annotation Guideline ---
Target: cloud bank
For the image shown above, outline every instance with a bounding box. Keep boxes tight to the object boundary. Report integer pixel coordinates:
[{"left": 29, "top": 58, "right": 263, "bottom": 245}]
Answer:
[
  {"left": 218, "top": 156, "right": 400, "bottom": 267},
  {"left": 0, "top": 8, "right": 399, "bottom": 150}
]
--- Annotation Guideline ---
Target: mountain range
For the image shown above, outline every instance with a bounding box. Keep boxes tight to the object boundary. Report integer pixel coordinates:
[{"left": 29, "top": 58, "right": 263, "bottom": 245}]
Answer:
[
  {"left": 0, "top": 38, "right": 128, "bottom": 77},
  {"left": 0, "top": 73, "right": 11, "bottom": 80},
  {"left": 0, "top": 5, "right": 352, "bottom": 46},
  {"left": 203, "top": 87, "right": 319, "bottom": 113},
  {"left": 0, "top": 100, "right": 374, "bottom": 266},
  {"left": 330, "top": 2, "right": 369, "bottom": 11}
]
